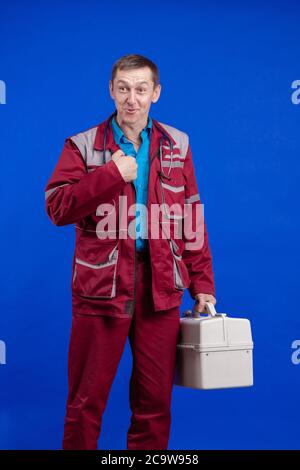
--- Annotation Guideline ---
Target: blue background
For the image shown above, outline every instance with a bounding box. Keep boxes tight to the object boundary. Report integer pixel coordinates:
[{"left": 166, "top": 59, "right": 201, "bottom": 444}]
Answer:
[{"left": 0, "top": 0, "right": 299, "bottom": 450}]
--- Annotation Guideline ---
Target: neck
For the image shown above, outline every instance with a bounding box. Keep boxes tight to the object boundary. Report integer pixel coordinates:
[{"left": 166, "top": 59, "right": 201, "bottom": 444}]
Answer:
[{"left": 115, "top": 113, "right": 148, "bottom": 143}]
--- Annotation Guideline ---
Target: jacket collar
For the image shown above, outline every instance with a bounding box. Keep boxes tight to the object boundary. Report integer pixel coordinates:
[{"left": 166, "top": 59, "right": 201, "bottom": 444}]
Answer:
[
  {"left": 112, "top": 114, "right": 153, "bottom": 146},
  {"left": 93, "top": 110, "right": 177, "bottom": 159}
]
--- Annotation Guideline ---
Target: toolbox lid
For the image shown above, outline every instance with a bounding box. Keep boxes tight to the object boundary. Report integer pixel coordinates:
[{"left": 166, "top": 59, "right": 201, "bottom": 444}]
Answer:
[{"left": 178, "top": 314, "right": 253, "bottom": 350}]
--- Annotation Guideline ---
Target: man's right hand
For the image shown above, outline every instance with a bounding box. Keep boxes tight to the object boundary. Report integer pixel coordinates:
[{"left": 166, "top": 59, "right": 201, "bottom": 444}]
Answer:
[{"left": 111, "top": 149, "right": 137, "bottom": 182}]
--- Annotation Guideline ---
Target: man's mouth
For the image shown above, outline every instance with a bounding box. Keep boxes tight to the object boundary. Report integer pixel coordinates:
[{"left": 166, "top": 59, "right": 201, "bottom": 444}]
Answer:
[{"left": 125, "top": 109, "right": 138, "bottom": 114}]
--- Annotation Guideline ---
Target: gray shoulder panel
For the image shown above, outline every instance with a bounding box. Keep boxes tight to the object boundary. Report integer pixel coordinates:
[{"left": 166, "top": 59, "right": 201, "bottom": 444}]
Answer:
[
  {"left": 156, "top": 121, "right": 189, "bottom": 158},
  {"left": 69, "top": 126, "right": 111, "bottom": 166},
  {"left": 69, "top": 126, "right": 98, "bottom": 163}
]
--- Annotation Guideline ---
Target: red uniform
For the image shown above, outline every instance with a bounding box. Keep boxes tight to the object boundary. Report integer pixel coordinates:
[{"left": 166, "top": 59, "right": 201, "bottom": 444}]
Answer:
[{"left": 45, "top": 111, "right": 216, "bottom": 449}]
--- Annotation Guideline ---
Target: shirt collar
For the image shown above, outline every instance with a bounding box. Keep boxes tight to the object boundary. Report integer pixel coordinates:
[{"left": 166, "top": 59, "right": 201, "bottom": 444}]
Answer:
[{"left": 111, "top": 114, "right": 152, "bottom": 145}]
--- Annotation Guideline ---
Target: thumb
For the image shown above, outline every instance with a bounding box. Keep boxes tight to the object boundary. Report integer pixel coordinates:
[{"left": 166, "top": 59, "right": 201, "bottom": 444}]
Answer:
[
  {"left": 112, "top": 149, "right": 125, "bottom": 160},
  {"left": 193, "top": 299, "right": 206, "bottom": 314}
]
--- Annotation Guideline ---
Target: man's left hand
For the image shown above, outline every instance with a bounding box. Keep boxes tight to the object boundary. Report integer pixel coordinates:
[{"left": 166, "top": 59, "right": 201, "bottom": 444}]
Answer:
[{"left": 193, "top": 293, "right": 217, "bottom": 314}]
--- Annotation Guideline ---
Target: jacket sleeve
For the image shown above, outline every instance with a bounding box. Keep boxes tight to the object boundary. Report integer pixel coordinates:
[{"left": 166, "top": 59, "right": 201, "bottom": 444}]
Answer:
[
  {"left": 182, "top": 141, "right": 216, "bottom": 299},
  {"left": 44, "top": 138, "right": 127, "bottom": 226}
]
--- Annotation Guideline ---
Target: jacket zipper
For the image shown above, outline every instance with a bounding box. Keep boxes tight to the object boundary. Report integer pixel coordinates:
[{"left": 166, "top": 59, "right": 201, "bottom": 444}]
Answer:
[
  {"left": 132, "top": 181, "right": 137, "bottom": 315},
  {"left": 131, "top": 147, "right": 159, "bottom": 315}
]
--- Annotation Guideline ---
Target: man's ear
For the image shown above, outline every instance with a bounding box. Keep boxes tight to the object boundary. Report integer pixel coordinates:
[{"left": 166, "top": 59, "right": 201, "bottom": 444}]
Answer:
[
  {"left": 109, "top": 80, "right": 114, "bottom": 98},
  {"left": 152, "top": 84, "right": 161, "bottom": 103}
]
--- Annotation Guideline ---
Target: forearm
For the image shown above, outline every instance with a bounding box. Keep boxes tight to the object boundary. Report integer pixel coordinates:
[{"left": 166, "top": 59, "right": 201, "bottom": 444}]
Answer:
[{"left": 182, "top": 221, "right": 216, "bottom": 298}]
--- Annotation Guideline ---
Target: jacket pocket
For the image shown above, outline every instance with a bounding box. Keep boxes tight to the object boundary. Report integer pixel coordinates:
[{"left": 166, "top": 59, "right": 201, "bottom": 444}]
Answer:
[
  {"left": 72, "top": 242, "right": 119, "bottom": 298},
  {"left": 169, "top": 238, "right": 190, "bottom": 291},
  {"left": 157, "top": 173, "right": 186, "bottom": 222}
]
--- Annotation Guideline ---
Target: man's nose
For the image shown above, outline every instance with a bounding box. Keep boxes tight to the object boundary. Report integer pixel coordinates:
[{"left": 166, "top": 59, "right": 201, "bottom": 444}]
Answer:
[{"left": 127, "top": 90, "right": 137, "bottom": 104}]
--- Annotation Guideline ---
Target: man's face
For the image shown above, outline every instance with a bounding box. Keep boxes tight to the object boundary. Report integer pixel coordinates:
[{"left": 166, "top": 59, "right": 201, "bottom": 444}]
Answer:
[{"left": 109, "top": 66, "right": 161, "bottom": 125}]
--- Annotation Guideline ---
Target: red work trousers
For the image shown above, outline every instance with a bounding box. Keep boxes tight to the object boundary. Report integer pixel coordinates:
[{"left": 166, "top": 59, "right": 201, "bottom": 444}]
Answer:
[{"left": 62, "top": 248, "right": 181, "bottom": 450}]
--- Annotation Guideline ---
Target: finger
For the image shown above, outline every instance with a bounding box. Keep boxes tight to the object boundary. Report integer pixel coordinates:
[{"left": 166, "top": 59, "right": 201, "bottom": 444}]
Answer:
[
  {"left": 194, "top": 300, "right": 205, "bottom": 313},
  {"left": 205, "top": 295, "right": 215, "bottom": 305}
]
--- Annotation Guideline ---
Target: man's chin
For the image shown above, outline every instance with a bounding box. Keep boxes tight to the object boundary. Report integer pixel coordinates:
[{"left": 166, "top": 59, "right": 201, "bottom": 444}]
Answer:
[
  {"left": 118, "top": 110, "right": 145, "bottom": 124},
  {"left": 120, "top": 113, "right": 140, "bottom": 123}
]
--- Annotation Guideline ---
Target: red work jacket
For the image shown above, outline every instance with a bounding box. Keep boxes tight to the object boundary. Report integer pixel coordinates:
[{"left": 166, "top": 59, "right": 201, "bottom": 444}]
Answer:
[{"left": 45, "top": 112, "right": 216, "bottom": 317}]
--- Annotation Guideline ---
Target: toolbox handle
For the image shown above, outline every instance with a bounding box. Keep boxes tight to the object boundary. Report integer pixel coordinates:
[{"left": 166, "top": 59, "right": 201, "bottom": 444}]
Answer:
[
  {"left": 203, "top": 301, "right": 217, "bottom": 317},
  {"left": 184, "top": 301, "right": 218, "bottom": 318}
]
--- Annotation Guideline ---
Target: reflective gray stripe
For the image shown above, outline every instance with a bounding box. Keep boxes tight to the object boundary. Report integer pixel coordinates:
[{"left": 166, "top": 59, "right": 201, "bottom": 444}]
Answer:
[
  {"left": 163, "top": 153, "right": 185, "bottom": 160},
  {"left": 169, "top": 240, "right": 185, "bottom": 290},
  {"left": 161, "top": 160, "right": 184, "bottom": 168},
  {"left": 185, "top": 193, "right": 200, "bottom": 204},
  {"left": 157, "top": 121, "right": 189, "bottom": 159},
  {"left": 170, "top": 238, "right": 179, "bottom": 253},
  {"left": 161, "top": 204, "right": 185, "bottom": 220},
  {"left": 75, "top": 245, "right": 118, "bottom": 269},
  {"left": 73, "top": 265, "right": 77, "bottom": 283},
  {"left": 45, "top": 183, "right": 70, "bottom": 200},
  {"left": 174, "top": 258, "right": 185, "bottom": 289},
  {"left": 161, "top": 182, "right": 185, "bottom": 192},
  {"left": 70, "top": 126, "right": 111, "bottom": 166},
  {"left": 162, "top": 144, "right": 180, "bottom": 151}
]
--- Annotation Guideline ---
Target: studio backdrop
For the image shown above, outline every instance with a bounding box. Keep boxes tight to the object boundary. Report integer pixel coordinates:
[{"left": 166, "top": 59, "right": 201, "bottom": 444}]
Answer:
[{"left": 0, "top": 0, "right": 299, "bottom": 450}]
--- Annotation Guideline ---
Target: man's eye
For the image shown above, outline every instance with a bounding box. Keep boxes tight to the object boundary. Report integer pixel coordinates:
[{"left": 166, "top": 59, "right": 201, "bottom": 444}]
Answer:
[{"left": 118, "top": 86, "right": 146, "bottom": 92}]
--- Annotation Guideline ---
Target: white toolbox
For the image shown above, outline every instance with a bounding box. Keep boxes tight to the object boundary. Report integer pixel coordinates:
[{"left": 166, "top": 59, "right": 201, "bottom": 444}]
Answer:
[{"left": 174, "top": 302, "right": 254, "bottom": 389}]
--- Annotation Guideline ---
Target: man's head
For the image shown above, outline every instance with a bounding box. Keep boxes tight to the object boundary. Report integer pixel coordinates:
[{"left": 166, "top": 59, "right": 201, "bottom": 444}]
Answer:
[{"left": 109, "top": 54, "right": 161, "bottom": 125}]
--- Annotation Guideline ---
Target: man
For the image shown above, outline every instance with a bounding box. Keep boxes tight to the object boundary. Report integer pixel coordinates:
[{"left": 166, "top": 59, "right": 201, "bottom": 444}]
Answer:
[{"left": 45, "top": 54, "right": 217, "bottom": 450}]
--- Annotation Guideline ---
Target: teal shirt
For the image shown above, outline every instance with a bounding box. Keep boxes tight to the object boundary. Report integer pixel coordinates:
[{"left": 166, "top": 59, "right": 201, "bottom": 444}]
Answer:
[{"left": 111, "top": 115, "right": 152, "bottom": 251}]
